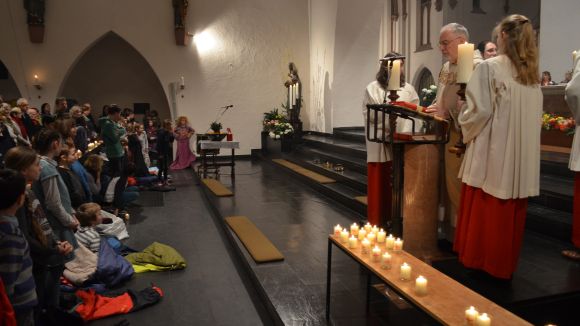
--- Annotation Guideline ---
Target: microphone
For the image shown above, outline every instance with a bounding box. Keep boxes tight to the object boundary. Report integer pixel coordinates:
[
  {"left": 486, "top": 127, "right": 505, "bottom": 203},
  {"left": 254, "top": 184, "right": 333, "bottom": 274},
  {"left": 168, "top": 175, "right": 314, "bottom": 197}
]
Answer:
[{"left": 221, "top": 104, "right": 234, "bottom": 109}]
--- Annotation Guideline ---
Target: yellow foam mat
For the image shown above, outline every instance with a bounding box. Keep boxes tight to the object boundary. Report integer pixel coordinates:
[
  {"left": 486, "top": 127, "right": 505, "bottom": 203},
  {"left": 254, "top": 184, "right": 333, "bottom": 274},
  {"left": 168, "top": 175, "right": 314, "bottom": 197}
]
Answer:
[
  {"left": 202, "top": 178, "right": 233, "bottom": 196},
  {"left": 354, "top": 196, "right": 368, "bottom": 205},
  {"left": 225, "top": 216, "right": 284, "bottom": 263},
  {"left": 272, "top": 159, "right": 336, "bottom": 184}
]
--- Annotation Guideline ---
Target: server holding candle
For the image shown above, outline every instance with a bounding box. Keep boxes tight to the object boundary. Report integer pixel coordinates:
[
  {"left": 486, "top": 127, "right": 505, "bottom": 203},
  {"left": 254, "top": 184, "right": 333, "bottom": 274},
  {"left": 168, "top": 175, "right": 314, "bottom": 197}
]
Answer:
[
  {"left": 425, "top": 23, "right": 482, "bottom": 233},
  {"left": 561, "top": 49, "right": 580, "bottom": 261},
  {"left": 454, "top": 15, "right": 542, "bottom": 279},
  {"left": 362, "top": 52, "right": 419, "bottom": 226}
]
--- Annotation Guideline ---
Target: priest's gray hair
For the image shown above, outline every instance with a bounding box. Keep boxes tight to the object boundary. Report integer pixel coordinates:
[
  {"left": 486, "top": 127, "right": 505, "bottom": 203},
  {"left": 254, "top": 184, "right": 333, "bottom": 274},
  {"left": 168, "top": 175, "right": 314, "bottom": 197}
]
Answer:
[{"left": 441, "top": 23, "right": 469, "bottom": 41}]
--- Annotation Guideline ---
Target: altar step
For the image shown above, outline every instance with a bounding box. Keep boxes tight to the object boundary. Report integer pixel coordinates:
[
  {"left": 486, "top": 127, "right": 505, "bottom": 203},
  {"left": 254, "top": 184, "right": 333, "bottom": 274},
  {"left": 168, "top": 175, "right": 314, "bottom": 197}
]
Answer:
[{"left": 282, "top": 129, "right": 576, "bottom": 243}]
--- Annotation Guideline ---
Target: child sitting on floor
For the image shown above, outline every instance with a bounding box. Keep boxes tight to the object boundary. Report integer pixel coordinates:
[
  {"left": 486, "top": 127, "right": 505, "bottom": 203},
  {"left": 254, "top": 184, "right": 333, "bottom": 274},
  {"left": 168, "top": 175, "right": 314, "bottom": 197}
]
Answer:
[{"left": 74, "top": 203, "right": 103, "bottom": 253}]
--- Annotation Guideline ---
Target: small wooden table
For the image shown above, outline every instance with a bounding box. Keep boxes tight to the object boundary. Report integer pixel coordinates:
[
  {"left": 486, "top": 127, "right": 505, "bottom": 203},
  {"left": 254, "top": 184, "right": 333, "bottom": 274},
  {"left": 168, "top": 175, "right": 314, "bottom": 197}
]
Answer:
[
  {"left": 198, "top": 140, "right": 240, "bottom": 178},
  {"left": 326, "top": 235, "right": 532, "bottom": 325}
]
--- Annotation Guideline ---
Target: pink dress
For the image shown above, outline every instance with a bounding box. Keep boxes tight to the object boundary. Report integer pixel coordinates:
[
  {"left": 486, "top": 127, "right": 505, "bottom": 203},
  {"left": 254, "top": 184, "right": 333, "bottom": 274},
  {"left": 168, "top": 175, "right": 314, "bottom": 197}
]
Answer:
[{"left": 170, "top": 126, "right": 196, "bottom": 170}]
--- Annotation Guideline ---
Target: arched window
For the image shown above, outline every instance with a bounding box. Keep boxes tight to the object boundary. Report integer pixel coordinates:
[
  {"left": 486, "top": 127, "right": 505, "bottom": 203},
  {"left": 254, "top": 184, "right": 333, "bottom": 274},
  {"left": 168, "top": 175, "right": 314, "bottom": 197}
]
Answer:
[
  {"left": 415, "top": 67, "right": 435, "bottom": 106},
  {"left": 416, "top": 0, "right": 432, "bottom": 52}
]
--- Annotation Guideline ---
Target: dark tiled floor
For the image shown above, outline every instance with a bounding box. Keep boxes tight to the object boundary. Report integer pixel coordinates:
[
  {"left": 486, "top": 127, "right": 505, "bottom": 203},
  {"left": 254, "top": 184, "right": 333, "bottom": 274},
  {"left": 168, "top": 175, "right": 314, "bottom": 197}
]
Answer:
[
  {"left": 91, "top": 169, "right": 268, "bottom": 326},
  {"left": 202, "top": 159, "right": 580, "bottom": 326}
]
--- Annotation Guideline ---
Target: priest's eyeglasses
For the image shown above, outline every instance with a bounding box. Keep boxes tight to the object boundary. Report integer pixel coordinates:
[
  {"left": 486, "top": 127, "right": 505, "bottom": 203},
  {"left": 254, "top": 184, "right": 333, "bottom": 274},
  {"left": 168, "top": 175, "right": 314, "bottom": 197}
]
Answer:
[{"left": 439, "top": 37, "right": 461, "bottom": 47}]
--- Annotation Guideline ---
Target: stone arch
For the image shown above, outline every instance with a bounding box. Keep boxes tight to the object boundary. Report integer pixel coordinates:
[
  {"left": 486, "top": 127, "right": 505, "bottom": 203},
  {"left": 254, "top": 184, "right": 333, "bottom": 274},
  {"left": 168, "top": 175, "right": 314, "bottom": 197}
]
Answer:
[
  {"left": 412, "top": 66, "right": 435, "bottom": 105},
  {"left": 58, "top": 31, "right": 171, "bottom": 121},
  {"left": 0, "top": 60, "right": 22, "bottom": 103}
]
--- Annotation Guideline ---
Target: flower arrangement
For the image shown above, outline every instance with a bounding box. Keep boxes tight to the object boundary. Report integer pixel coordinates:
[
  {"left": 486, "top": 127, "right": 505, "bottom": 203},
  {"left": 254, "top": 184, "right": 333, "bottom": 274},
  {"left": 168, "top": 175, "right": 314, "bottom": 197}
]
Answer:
[
  {"left": 420, "top": 85, "right": 437, "bottom": 107},
  {"left": 263, "top": 108, "right": 293, "bottom": 139},
  {"left": 542, "top": 113, "right": 575, "bottom": 135}
]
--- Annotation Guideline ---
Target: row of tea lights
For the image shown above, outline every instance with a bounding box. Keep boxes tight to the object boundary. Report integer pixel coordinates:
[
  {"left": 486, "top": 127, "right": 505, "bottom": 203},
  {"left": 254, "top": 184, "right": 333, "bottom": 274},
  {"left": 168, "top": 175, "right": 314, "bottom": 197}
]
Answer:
[{"left": 333, "top": 223, "right": 492, "bottom": 325}]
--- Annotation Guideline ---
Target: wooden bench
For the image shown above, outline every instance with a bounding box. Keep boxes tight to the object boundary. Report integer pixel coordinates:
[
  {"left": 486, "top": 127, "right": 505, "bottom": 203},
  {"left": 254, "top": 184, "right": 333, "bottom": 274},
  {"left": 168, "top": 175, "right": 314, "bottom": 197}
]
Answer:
[{"left": 326, "top": 235, "right": 532, "bottom": 325}]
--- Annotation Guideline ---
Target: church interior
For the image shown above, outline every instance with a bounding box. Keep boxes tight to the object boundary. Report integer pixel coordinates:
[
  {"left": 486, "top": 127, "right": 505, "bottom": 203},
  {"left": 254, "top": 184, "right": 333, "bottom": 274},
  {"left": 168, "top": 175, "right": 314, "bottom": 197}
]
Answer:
[{"left": 0, "top": 0, "right": 579, "bottom": 325}]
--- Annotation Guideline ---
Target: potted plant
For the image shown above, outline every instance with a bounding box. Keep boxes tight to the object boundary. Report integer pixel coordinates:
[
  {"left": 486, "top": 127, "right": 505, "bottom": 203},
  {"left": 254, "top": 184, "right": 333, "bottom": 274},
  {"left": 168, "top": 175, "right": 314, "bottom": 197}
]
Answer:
[
  {"left": 208, "top": 122, "right": 226, "bottom": 141},
  {"left": 261, "top": 108, "right": 293, "bottom": 153}
]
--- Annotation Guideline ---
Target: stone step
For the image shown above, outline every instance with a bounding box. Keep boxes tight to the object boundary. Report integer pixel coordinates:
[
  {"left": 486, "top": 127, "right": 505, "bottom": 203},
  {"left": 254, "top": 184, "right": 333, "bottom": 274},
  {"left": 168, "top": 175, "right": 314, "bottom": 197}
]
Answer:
[
  {"left": 302, "top": 133, "right": 367, "bottom": 159},
  {"left": 333, "top": 126, "right": 366, "bottom": 143},
  {"left": 526, "top": 203, "right": 572, "bottom": 244},
  {"left": 293, "top": 145, "right": 367, "bottom": 175}
]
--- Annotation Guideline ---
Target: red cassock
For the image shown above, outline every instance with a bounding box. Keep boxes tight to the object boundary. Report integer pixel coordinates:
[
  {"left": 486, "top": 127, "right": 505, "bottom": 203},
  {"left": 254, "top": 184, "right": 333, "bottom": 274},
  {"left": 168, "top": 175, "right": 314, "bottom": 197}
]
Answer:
[
  {"left": 367, "top": 162, "right": 392, "bottom": 226},
  {"left": 573, "top": 173, "right": 580, "bottom": 248},
  {"left": 453, "top": 184, "right": 528, "bottom": 279}
]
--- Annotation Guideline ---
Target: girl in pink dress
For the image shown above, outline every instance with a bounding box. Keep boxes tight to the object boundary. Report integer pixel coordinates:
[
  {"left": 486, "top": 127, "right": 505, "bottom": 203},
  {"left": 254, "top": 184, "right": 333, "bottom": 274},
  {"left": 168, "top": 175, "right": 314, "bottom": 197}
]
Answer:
[{"left": 170, "top": 116, "right": 196, "bottom": 170}]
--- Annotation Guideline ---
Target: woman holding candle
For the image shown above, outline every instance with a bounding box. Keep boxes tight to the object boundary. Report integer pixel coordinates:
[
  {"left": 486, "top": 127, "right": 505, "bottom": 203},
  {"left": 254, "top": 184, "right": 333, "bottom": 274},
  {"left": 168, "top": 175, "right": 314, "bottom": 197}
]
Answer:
[
  {"left": 362, "top": 52, "right": 419, "bottom": 226},
  {"left": 561, "top": 49, "right": 580, "bottom": 261},
  {"left": 454, "top": 14, "right": 542, "bottom": 279}
]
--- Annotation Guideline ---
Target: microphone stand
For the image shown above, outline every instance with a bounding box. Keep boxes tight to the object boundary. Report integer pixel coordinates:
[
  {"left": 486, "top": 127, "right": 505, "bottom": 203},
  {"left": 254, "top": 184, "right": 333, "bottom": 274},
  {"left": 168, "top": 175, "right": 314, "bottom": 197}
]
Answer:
[{"left": 207, "top": 105, "right": 233, "bottom": 134}]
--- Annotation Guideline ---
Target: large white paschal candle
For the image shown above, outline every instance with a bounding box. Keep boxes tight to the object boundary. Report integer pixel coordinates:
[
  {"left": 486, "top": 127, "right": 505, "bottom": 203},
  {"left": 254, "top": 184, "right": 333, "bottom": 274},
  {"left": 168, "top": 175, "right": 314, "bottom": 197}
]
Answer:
[
  {"left": 457, "top": 42, "right": 474, "bottom": 83},
  {"left": 387, "top": 60, "right": 401, "bottom": 91}
]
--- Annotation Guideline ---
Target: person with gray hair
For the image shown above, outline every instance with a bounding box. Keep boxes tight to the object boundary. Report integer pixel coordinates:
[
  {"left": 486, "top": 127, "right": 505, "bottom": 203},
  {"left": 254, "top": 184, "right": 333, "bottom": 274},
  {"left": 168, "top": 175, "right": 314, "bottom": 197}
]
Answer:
[{"left": 424, "top": 23, "right": 482, "bottom": 238}]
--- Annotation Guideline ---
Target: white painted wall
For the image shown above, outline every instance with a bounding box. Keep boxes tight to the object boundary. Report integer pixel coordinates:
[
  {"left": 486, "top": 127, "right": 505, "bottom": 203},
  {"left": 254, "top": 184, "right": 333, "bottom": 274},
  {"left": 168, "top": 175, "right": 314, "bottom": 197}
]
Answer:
[
  {"left": 540, "top": 0, "right": 580, "bottom": 84},
  {"left": 0, "top": 0, "right": 310, "bottom": 155}
]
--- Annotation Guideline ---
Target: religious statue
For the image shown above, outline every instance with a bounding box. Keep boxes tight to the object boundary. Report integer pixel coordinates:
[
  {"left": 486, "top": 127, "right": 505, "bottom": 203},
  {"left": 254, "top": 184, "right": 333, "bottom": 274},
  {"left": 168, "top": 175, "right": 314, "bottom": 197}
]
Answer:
[
  {"left": 172, "top": 0, "right": 188, "bottom": 29},
  {"left": 284, "top": 62, "right": 302, "bottom": 124},
  {"left": 23, "top": 0, "right": 45, "bottom": 25}
]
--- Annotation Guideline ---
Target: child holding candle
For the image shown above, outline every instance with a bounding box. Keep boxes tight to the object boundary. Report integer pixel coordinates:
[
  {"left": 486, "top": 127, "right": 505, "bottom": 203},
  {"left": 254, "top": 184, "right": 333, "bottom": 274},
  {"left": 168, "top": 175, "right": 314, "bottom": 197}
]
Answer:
[
  {"left": 454, "top": 15, "right": 542, "bottom": 279},
  {"left": 362, "top": 52, "right": 420, "bottom": 227}
]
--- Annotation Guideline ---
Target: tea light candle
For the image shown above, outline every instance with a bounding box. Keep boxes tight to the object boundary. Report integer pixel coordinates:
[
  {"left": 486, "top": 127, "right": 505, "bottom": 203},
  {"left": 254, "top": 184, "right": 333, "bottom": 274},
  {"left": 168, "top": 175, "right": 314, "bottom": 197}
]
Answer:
[
  {"left": 361, "top": 238, "right": 371, "bottom": 254},
  {"left": 465, "top": 306, "right": 479, "bottom": 324},
  {"left": 372, "top": 245, "right": 381, "bottom": 262},
  {"left": 400, "top": 263, "right": 411, "bottom": 280},
  {"left": 475, "top": 313, "right": 490, "bottom": 326},
  {"left": 371, "top": 226, "right": 379, "bottom": 235},
  {"left": 340, "top": 228, "right": 349, "bottom": 243},
  {"left": 348, "top": 235, "right": 358, "bottom": 249},
  {"left": 381, "top": 252, "right": 392, "bottom": 269},
  {"left": 393, "top": 238, "right": 403, "bottom": 252},
  {"left": 364, "top": 222, "right": 372, "bottom": 233},
  {"left": 358, "top": 229, "right": 367, "bottom": 241},
  {"left": 377, "top": 229, "right": 386, "bottom": 243},
  {"left": 366, "top": 232, "right": 376, "bottom": 245},
  {"left": 415, "top": 275, "right": 428, "bottom": 296},
  {"left": 333, "top": 224, "right": 342, "bottom": 237},
  {"left": 386, "top": 234, "right": 395, "bottom": 250},
  {"left": 350, "top": 223, "right": 359, "bottom": 236}
]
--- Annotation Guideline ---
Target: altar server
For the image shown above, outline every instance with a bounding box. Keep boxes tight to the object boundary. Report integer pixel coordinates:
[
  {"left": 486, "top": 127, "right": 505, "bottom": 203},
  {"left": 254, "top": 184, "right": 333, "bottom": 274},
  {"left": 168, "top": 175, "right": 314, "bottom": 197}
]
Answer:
[
  {"left": 562, "top": 50, "right": 580, "bottom": 260},
  {"left": 362, "top": 52, "right": 419, "bottom": 226},
  {"left": 454, "top": 14, "right": 542, "bottom": 279}
]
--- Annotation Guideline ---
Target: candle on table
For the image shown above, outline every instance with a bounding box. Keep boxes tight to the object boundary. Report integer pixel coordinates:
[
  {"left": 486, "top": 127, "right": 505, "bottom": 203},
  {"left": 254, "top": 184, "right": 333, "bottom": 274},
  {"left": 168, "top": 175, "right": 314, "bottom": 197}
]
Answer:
[
  {"left": 361, "top": 238, "right": 371, "bottom": 254},
  {"left": 366, "top": 232, "right": 376, "bottom": 245},
  {"left": 358, "top": 229, "right": 367, "bottom": 241},
  {"left": 364, "top": 222, "right": 372, "bottom": 233},
  {"left": 400, "top": 263, "right": 411, "bottom": 280},
  {"left": 393, "top": 238, "right": 403, "bottom": 252},
  {"left": 381, "top": 252, "right": 392, "bottom": 269},
  {"left": 350, "top": 223, "right": 359, "bottom": 236},
  {"left": 340, "top": 228, "right": 349, "bottom": 243},
  {"left": 457, "top": 42, "right": 475, "bottom": 83},
  {"left": 372, "top": 245, "right": 381, "bottom": 262},
  {"left": 386, "top": 234, "right": 395, "bottom": 250},
  {"left": 475, "top": 313, "right": 490, "bottom": 326},
  {"left": 334, "top": 224, "right": 342, "bottom": 237},
  {"left": 377, "top": 229, "right": 386, "bottom": 243},
  {"left": 465, "top": 306, "right": 479, "bottom": 325},
  {"left": 387, "top": 59, "right": 401, "bottom": 91},
  {"left": 371, "top": 226, "right": 379, "bottom": 235},
  {"left": 348, "top": 235, "right": 358, "bottom": 249},
  {"left": 415, "top": 276, "right": 428, "bottom": 296}
]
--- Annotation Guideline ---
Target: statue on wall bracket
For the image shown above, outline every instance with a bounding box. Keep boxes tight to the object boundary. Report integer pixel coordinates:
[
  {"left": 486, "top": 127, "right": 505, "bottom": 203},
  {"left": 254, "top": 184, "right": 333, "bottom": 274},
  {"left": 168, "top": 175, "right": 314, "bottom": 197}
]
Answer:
[
  {"left": 173, "top": 0, "right": 188, "bottom": 46},
  {"left": 23, "top": 0, "right": 45, "bottom": 43},
  {"left": 284, "top": 62, "right": 303, "bottom": 138}
]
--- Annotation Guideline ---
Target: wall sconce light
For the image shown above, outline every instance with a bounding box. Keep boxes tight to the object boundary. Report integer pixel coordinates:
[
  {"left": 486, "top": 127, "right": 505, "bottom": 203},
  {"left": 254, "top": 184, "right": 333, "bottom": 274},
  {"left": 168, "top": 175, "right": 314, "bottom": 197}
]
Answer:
[
  {"left": 180, "top": 76, "right": 185, "bottom": 90},
  {"left": 33, "top": 74, "right": 42, "bottom": 90}
]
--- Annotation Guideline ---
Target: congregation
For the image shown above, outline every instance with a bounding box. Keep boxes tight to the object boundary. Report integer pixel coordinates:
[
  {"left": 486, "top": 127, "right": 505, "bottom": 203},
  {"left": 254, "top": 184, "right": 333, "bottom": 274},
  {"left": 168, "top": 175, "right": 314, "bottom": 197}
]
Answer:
[{"left": 0, "top": 97, "right": 196, "bottom": 325}]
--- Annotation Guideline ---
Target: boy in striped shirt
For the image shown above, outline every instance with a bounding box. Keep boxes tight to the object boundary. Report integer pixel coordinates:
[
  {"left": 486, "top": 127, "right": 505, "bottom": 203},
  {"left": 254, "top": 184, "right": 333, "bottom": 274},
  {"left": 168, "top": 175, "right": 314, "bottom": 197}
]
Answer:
[
  {"left": 74, "top": 203, "right": 103, "bottom": 253},
  {"left": 0, "top": 169, "right": 37, "bottom": 325}
]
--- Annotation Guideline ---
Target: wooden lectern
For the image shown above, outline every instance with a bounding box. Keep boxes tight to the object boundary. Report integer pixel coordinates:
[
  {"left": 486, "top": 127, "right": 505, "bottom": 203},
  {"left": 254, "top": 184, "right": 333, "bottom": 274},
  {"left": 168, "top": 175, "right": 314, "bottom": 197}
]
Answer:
[{"left": 366, "top": 103, "right": 450, "bottom": 259}]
